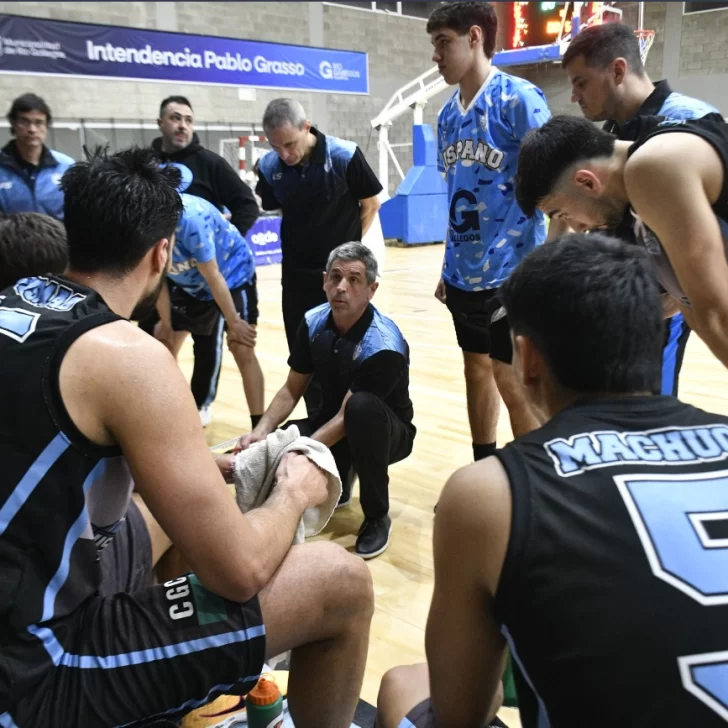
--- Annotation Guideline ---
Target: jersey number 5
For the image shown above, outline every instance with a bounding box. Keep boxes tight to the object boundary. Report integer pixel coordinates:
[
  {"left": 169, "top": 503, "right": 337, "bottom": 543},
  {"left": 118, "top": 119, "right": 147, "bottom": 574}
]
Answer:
[{"left": 616, "top": 470, "right": 728, "bottom": 722}]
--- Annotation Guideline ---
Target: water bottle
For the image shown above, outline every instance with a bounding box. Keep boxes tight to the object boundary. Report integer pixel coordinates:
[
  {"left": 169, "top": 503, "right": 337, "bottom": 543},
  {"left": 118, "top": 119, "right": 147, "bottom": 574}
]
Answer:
[{"left": 246, "top": 676, "right": 284, "bottom": 728}]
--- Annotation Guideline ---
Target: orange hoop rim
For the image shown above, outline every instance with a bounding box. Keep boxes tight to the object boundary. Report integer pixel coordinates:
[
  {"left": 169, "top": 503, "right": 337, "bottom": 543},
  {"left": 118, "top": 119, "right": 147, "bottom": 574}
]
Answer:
[{"left": 634, "top": 29, "right": 656, "bottom": 39}]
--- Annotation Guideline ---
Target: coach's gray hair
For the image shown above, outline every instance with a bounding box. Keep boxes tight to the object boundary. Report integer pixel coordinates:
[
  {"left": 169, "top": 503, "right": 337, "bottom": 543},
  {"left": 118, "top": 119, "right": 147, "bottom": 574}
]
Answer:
[
  {"left": 262, "top": 98, "right": 308, "bottom": 131},
  {"left": 326, "top": 242, "right": 378, "bottom": 284}
]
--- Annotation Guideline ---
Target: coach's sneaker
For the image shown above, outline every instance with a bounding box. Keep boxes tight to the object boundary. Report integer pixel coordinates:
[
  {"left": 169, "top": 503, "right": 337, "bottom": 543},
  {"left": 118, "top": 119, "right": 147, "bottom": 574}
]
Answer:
[
  {"left": 337, "top": 490, "right": 353, "bottom": 509},
  {"left": 355, "top": 515, "right": 392, "bottom": 559},
  {"left": 336, "top": 468, "right": 358, "bottom": 509},
  {"left": 198, "top": 406, "right": 212, "bottom": 428}
]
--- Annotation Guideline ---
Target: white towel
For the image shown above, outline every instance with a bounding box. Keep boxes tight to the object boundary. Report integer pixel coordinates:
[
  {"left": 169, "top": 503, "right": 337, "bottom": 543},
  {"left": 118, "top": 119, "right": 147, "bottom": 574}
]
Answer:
[{"left": 232, "top": 426, "right": 342, "bottom": 545}]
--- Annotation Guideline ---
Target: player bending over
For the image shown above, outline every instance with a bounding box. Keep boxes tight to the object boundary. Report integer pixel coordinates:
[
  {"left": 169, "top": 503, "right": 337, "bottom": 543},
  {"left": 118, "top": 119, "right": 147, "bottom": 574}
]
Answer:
[
  {"left": 151, "top": 163, "right": 264, "bottom": 431},
  {"left": 517, "top": 113, "right": 728, "bottom": 370},
  {"left": 0, "top": 148, "right": 373, "bottom": 728}
]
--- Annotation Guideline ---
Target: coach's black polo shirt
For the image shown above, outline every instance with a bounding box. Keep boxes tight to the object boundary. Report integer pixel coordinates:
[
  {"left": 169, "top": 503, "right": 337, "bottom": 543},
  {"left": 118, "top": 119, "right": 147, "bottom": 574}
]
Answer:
[
  {"left": 288, "top": 302, "right": 414, "bottom": 427},
  {"left": 256, "top": 127, "right": 382, "bottom": 274}
]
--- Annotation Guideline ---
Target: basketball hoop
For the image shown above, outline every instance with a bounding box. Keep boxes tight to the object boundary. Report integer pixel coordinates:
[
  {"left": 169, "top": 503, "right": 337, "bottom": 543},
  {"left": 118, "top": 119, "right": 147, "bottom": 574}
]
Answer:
[{"left": 634, "top": 29, "right": 656, "bottom": 65}]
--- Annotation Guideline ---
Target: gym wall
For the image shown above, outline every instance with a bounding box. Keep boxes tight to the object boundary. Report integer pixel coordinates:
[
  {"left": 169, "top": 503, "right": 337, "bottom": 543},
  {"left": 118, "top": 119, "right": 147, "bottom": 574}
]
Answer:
[
  {"left": 2, "top": 2, "right": 725, "bottom": 192},
  {"left": 0, "top": 1, "right": 452, "bottom": 195}
]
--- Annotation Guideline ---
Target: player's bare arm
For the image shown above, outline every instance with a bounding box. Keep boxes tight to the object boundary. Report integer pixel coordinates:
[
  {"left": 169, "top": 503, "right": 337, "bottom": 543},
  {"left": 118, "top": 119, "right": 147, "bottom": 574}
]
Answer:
[
  {"left": 662, "top": 293, "right": 682, "bottom": 319},
  {"left": 625, "top": 134, "right": 728, "bottom": 367},
  {"left": 239, "top": 368, "right": 313, "bottom": 449},
  {"left": 59, "top": 321, "right": 326, "bottom": 602},
  {"left": 426, "top": 456, "right": 512, "bottom": 727},
  {"left": 196, "top": 258, "right": 256, "bottom": 348}
]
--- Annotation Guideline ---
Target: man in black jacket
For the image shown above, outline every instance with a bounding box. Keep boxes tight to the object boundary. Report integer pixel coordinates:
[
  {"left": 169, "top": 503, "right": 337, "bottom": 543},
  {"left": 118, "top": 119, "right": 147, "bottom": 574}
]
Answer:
[
  {"left": 145, "top": 95, "right": 261, "bottom": 427},
  {"left": 152, "top": 95, "right": 259, "bottom": 237}
]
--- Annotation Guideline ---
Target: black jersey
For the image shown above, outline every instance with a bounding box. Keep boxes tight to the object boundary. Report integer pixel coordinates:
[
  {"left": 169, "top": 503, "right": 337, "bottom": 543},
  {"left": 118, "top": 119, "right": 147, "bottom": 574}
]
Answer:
[
  {"left": 494, "top": 396, "right": 728, "bottom": 727},
  {"left": 627, "top": 116, "right": 728, "bottom": 305},
  {"left": 0, "top": 275, "right": 133, "bottom": 708}
]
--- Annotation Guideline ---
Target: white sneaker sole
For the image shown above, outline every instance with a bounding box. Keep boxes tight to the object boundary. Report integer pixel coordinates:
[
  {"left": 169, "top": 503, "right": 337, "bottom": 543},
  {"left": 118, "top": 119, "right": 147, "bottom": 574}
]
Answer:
[{"left": 356, "top": 524, "right": 392, "bottom": 560}]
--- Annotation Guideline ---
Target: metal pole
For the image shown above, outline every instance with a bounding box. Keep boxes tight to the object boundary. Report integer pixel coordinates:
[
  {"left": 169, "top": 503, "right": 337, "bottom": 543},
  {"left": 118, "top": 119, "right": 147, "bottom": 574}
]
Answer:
[
  {"left": 378, "top": 124, "right": 389, "bottom": 196},
  {"left": 413, "top": 102, "right": 424, "bottom": 126},
  {"left": 638, "top": 1, "right": 644, "bottom": 31},
  {"left": 572, "top": 2, "right": 583, "bottom": 37}
]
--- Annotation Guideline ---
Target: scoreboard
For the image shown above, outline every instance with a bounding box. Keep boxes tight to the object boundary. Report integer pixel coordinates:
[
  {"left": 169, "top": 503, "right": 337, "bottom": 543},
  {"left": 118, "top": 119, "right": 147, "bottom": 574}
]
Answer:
[{"left": 504, "top": 2, "right": 619, "bottom": 50}]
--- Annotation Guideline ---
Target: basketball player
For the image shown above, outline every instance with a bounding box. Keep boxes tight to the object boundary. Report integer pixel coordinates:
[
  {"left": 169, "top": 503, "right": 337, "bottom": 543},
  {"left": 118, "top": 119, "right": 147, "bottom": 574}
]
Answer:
[
  {"left": 0, "top": 211, "right": 178, "bottom": 595},
  {"left": 426, "top": 1, "right": 552, "bottom": 451},
  {"left": 148, "top": 95, "right": 261, "bottom": 426},
  {"left": 0, "top": 147, "right": 373, "bottom": 727},
  {"left": 150, "top": 164, "right": 264, "bottom": 431},
  {"left": 378, "top": 233, "right": 728, "bottom": 728},
  {"left": 516, "top": 113, "right": 728, "bottom": 370},
  {"left": 563, "top": 21, "right": 721, "bottom": 396},
  {"left": 489, "top": 23, "right": 722, "bottom": 398}
]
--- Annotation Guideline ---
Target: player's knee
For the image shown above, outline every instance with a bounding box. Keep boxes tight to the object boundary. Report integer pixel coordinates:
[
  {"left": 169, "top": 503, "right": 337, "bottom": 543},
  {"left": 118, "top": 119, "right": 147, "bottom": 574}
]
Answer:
[
  {"left": 313, "top": 541, "right": 374, "bottom": 619},
  {"left": 230, "top": 340, "right": 256, "bottom": 363},
  {"left": 377, "top": 664, "right": 428, "bottom": 728},
  {"left": 238, "top": 345, "right": 255, "bottom": 363},
  {"left": 463, "top": 352, "right": 493, "bottom": 383},
  {"left": 377, "top": 666, "right": 411, "bottom": 728}
]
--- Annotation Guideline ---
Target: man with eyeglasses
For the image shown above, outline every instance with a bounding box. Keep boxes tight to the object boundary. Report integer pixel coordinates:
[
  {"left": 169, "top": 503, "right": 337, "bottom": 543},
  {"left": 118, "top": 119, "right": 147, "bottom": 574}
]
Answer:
[{"left": 0, "top": 94, "right": 75, "bottom": 220}]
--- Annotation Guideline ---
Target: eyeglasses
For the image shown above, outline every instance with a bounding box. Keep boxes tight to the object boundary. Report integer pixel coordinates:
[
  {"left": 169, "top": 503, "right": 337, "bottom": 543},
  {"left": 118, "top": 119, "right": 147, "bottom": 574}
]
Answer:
[{"left": 15, "top": 118, "right": 47, "bottom": 129}]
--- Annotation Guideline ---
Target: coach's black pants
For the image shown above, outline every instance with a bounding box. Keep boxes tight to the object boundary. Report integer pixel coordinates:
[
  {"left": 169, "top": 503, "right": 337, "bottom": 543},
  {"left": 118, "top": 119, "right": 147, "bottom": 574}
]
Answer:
[
  {"left": 282, "top": 268, "right": 327, "bottom": 417},
  {"left": 292, "top": 392, "right": 415, "bottom": 520}
]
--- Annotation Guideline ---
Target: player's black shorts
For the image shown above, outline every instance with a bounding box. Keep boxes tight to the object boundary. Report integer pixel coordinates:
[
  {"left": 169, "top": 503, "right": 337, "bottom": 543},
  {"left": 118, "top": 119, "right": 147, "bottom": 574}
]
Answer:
[
  {"left": 169, "top": 275, "right": 259, "bottom": 336},
  {"left": 399, "top": 699, "right": 507, "bottom": 727},
  {"left": 7, "top": 575, "right": 266, "bottom": 727},
  {"left": 445, "top": 283, "right": 500, "bottom": 355},
  {"left": 488, "top": 299, "right": 513, "bottom": 365},
  {"left": 98, "top": 497, "right": 153, "bottom": 597}
]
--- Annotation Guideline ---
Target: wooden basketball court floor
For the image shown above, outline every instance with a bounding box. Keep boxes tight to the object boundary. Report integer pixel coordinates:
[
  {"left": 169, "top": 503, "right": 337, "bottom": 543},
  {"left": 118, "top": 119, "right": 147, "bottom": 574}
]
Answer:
[{"left": 178, "top": 244, "right": 728, "bottom": 726}]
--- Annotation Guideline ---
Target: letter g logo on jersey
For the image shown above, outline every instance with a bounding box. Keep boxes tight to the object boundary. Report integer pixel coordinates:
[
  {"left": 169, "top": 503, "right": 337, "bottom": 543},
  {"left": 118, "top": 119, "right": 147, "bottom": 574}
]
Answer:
[
  {"left": 449, "top": 189, "right": 480, "bottom": 236},
  {"left": 319, "top": 61, "right": 333, "bottom": 79}
]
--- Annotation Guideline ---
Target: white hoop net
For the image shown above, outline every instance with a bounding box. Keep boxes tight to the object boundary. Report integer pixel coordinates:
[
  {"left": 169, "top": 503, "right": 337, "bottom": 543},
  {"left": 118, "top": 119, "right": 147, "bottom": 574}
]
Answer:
[{"left": 635, "top": 29, "right": 655, "bottom": 65}]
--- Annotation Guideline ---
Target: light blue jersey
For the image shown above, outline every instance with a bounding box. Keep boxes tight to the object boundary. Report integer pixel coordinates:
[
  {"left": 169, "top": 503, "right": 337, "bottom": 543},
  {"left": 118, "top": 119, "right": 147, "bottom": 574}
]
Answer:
[
  {"left": 438, "top": 67, "right": 551, "bottom": 291},
  {"left": 169, "top": 193, "right": 255, "bottom": 301}
]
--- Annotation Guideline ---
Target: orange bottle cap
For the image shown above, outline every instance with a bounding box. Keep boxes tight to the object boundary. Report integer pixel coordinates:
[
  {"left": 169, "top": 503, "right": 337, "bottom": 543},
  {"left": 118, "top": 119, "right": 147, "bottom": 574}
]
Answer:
[{"left": 247, "top": 677, "right": 281, "bottom": 706}]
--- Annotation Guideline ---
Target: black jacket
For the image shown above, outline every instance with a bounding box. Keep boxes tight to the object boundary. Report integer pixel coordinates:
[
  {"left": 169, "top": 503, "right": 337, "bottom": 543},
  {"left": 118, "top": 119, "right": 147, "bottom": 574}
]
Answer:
[{"left": 151, "top": 133, "right": 259, "bottom": 237}]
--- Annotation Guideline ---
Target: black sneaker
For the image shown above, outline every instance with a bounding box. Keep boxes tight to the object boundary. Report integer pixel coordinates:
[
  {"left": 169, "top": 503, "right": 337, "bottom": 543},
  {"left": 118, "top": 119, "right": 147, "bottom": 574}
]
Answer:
[
  {"left": 336, "top": 467, "right": 358, "bottom": 510},
  {"left": 355, "top": 515, "right": 392, "bottom": 559},
  {"left": 337, "top": 490, "right": 353, "bottom": 509}
]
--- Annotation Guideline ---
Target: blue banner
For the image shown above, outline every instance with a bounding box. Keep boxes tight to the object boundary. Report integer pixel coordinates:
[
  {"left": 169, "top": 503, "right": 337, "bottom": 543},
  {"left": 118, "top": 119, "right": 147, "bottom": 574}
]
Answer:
[
  {"left": 248, "top": 216, "right": 282, "bottom": 267},
  {"left": 0, "top": 14, "right": 369, "bottom": 94}
]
